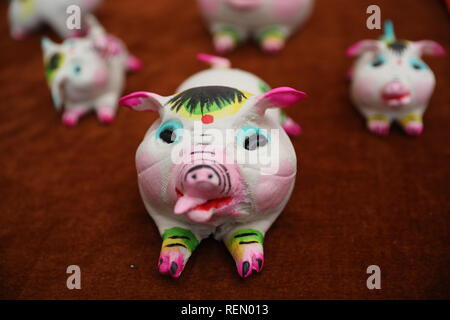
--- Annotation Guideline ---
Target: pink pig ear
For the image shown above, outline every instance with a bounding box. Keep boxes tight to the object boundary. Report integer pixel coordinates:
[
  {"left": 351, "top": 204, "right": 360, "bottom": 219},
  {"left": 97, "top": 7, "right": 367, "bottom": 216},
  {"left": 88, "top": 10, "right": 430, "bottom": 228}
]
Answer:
[
  {"left": 414, "top": 40, "right": 446, "bottom": 57},
  {"left": 119, "top": 91, "right": 166, "bottom": 112},
  {"left": 254, "top": 87, "right": 308, "bottom": 115},
  {"left": 346, "top": 40, "right": 381, "bottom": 56}
]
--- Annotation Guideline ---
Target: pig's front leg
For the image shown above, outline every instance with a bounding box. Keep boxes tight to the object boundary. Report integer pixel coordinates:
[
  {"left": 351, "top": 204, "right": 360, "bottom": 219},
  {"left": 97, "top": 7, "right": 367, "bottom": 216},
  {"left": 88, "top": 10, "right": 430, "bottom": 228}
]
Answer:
[
  {"left": 158, "top": 227, "right": 200, "bottom": 278},
  {"left": 211, "top": 23, "right": 247, "bottom": 53},
  {"left": 10, "top": 23, "right": 32, "bottom": 40},
  {"left": 62, "top": 104, "right": 91, "bottom": 127},
  {"left": 9, "top": 15, "right": 39, "bottom": 40},
  {"left": 399, "top": 113, "right": 424, "bottom": 136},
  {"left": 256, "top": 26, "right": 288, "bottom": 54},
  {"left": 94, "top": 92, "right": 119, "bottom": 124},
  {"left": 366, "top": 114, "right": 392, "bottom": 136},
  {"left": 225, "top": 228, "right": 265, "bottom": 278}
]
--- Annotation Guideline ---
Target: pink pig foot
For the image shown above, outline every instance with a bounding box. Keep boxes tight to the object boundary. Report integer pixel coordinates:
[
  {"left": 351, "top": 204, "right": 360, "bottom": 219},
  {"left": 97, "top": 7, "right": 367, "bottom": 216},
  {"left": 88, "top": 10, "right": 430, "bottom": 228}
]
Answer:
[
  {"left": 404, "top": 122, "right": 423, "bottom": 136},
  {"left": 261, "top": 36, "right": 285, "bottom": 54},
  {"left": 96, "top": 106, "right": 116, "bottom": 124},
  {"left": 158, "top": 227, "right": 199, "bottom": 279},
  {"left": 213, "top": 33, "right": 237, "bottom": 54},
  {"left": 227, "top": 229, "right": 265, "bottom": 278},
  {"left": 127, "top": 55, "right": 143, "bottom": 72},
  {"left": 11, "top": 29, "right": 28, "bottom": 40},
  {"left": 367, "top": 120, "right": 390, "bottom": 136},
  {"left": 62, "top": 116, "right": 78, "bottom": 127},
  {"left": 282, "top": 117, "right": 302, "bottom": 136},
  {"left": 234, "top": 243, "right": 264, "bottom": 278},
  {"left": 158, "top": 247, "right": 190, "bottom": 278},
  {"left": 62, "top": 107, "right": 89, "bottom": 127}
]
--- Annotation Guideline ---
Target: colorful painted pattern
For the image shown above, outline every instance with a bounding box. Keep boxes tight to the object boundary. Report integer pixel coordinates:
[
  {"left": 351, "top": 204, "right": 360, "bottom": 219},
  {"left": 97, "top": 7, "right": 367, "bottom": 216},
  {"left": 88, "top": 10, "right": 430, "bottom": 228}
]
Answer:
[
  {"left": 158, "top": 227, "right": 199, "bottom": 278},
  {"left": 162, "top": 227, "right": 199, "bottom": 253},
  {"left": 45, "top": 52, "right": 64, "bottom": 83},
  {"left": 216, "top": 26, "right": 240, "bottom": 43},
  {"left": 399, "top": 113, "right": 422, "bottom": 126},
  {"left": 226, "top": 229, "right": 264, "bottom": 278},
  {"left": 257, "top": 26, "right": 285, "bottom": 43},
  {"left": 368, "top": 114, "right": 389, "bottom": 122},
  {"left": 167, "top": 86, "right": 253, "bottom": 123}
]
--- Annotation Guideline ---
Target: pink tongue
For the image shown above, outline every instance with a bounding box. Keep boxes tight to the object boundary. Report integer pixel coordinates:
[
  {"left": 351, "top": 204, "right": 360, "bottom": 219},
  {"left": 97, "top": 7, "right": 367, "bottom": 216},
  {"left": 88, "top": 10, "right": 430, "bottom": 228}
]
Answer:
[{"left": 174, "top": 195, "right": 207, "bottom": 215}]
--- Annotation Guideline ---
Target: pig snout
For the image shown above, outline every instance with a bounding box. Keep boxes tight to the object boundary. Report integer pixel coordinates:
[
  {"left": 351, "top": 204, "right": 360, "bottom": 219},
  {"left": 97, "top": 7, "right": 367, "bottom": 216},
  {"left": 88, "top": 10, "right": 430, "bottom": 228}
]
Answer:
[
  {"left": 227, "top": 0, "right": 261, "bottom": 10},
  {"left": 172, "top": 149, "right": 243, "bottom": 224},
  {"left": 381, "top": 81, "right": 411, "bottom": 107},
  {"left": 183, "top": 165, "right": 222, "bottom": 198}
]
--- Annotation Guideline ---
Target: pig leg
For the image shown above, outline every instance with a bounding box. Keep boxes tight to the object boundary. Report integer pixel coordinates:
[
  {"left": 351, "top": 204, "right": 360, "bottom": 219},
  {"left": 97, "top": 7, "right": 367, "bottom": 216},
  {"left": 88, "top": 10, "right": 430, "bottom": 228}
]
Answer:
[
  {"left": 94, "top": 93, "right": 119, "bottom": 124},
  {"left": 256, "top": 26, "right": 288, "bottom": 54},
  {"left": 158, "top": 227, "right": 200, "bottom": 278},
  {"left": 10, "top": 23, "right": 32, "bottom": 40},
  {"left": 126, "top": 55, "right": 143, "bottom": 72},
  {"left": 225, "top": 228, "right": 265, "bottom": 278},
  {"left": 211, "top": 24, "right": 247, "bottom": 53},
  {"left": 62, "top": 105, "right": 91, "bottom": 127},
  {"left": 280, "top": 110, "right": 302, "bottom": 136},
  {"left": 366, "top": 114, "right": 392, "bottom": 136},
  {"left": 399, "top": 113, "right": 424, "bottom": 136}
]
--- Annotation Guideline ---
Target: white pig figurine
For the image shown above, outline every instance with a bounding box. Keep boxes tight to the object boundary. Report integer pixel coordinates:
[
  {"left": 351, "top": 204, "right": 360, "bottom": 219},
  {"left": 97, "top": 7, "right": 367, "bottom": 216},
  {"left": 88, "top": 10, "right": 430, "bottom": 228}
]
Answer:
[
  {"left": 8, "top": 0, "right": 102, "bottom": 40},
  {"left": 197, "top": 0, "right": 314, "bottom": 53},
  {"left": 119, "top": 53, "right": 307, "bottom": 278},
  {"left": 41, "top": 16, "right": 142, "bottom": 126},
  {"left": 347, "top": 21, "right": 445, "bottom": 136}
]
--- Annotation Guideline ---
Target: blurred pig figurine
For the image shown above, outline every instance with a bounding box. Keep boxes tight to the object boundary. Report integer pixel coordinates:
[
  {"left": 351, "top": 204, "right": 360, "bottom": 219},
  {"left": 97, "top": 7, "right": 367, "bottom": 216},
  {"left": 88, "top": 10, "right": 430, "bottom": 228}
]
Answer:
[
  {"left": 197, "top": 0, "right": 314, "bottom": 53},
  {"left": 347, "top": 21, "right": 445, "bottom": 136},
  {"left": 9, "top": 0, "right": 102, "bottom": 40},
  {"left": 41, "top": 16, "right": 142, "bottom": 126},
  {"left": 119, "top": 54, "right": 307, "bottom": 278}
]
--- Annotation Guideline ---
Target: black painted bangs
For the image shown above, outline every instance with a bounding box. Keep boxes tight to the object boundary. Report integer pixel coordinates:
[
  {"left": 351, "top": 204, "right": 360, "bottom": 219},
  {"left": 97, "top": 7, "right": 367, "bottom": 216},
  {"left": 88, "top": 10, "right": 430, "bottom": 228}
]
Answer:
[
  {"left": 387, "top": 40, "right": 408, "bottom": 55},
  {"left": 167, "top": 86, "right": 247, "bottom": 115}
]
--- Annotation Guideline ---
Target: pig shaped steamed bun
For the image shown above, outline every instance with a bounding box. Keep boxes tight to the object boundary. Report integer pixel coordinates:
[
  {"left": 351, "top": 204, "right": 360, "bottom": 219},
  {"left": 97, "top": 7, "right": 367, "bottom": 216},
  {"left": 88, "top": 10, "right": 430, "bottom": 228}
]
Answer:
[
  {"left": 41, "top": 16, "right": 142, "bottom": 126},
  {"left": 347, "top": 21, "right": 445, "bottom": 136},
  {"left": 8, "top": 0, "right": 102, "bottom": 40},
  {"left": 120, "top": 54, "right": 307, "bottom": 278},
  {"left": 197, "top": 0, "right": 314, "bottom": 53}
]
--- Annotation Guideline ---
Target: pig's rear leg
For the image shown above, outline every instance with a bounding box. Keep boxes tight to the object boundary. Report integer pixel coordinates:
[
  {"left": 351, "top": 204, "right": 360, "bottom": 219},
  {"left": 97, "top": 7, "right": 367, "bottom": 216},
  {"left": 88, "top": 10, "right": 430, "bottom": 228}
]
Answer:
[
  {"left": 127, "top": 55, "right": 143, "bottom": 72},
  {"left": 280, "top": 110, "right": 302, "bottom": 136},
  {"left": 256, "top": 26, "right": 288, "bottom": 54},
  {"left": 211, "top": 24, "right": 247, "bottom": 53},
  {"left": 225, "top": 229, "right": 265, "bottom": 278},
  {"left": 158, "top": 227, "right": 200, "bottom": 278}
]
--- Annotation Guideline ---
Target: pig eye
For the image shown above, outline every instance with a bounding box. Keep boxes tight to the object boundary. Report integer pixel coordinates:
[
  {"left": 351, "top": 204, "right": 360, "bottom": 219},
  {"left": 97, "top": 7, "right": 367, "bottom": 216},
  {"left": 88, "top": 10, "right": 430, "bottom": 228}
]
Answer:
[
  {"left": 72, "top": 63, "right": 82, "bottom": 76},
  {"left": 47, "top": 53, "right": 62, "bottom": 71},
  {"left": 410, "top": 58, "right": 427, "bottom": 70},
  {"left": 157, "top": 120, "right": 183, "bottom": 144},
  {"left": 238, "top": 126, "right": 270, "bottom": 151},
  {"left": 371, "top": 55, "right": 386, "bottom": 68}
]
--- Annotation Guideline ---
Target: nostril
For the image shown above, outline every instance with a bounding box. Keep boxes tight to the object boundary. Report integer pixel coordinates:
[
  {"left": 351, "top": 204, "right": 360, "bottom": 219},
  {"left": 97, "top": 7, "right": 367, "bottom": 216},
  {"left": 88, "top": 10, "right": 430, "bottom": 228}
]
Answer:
[
  {"left": 192, "top": 174, "right": 197, "bottom": 180},
  {"left": 208, "top": 174, "right": 213, "bottom": 179}
]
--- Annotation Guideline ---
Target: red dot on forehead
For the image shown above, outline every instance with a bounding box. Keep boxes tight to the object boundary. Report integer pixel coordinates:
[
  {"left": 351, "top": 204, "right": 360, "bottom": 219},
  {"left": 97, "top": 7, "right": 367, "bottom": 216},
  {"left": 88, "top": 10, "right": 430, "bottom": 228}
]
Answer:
[
  {"left": 397, "top": 59, "right": 402, "bottom": 65},
  {"left": 201, "top": 114, "right": 214, "bottom": 124}
]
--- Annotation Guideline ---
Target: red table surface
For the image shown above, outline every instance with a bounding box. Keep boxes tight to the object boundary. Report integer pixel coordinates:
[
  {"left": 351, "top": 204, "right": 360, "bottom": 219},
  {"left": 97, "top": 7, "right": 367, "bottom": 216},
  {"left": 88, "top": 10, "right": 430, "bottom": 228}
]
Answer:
[{"left": 0, "top": 0, "right": 449, "bottom": 299}]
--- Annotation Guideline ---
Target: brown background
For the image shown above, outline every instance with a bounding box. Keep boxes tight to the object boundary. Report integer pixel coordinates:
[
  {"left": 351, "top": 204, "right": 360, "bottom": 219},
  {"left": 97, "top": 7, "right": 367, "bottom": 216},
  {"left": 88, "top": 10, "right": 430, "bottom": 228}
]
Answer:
[{"left": 0, "top": 0, "right": 449, "bottom": 299}]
